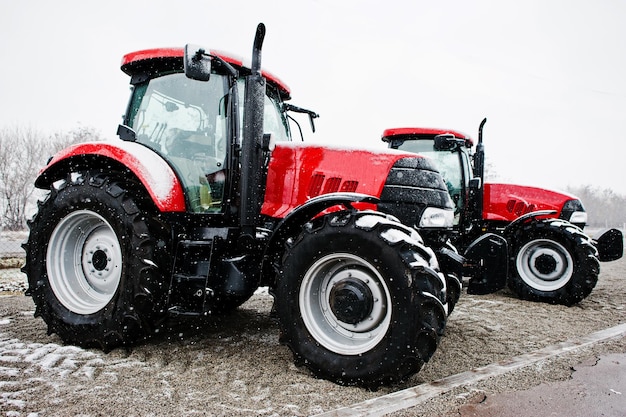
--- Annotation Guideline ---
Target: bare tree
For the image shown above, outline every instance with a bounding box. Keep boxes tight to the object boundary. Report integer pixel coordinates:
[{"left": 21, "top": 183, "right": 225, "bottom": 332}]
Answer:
[
  {"left": 0, "top": 124, "right": 104, "bottom": 231},
  {"left": 49, "top": 124, "right": 105, "bottom": 152},
  {"left": 0, "top": 125, "right": 51, "bottom": 230}
]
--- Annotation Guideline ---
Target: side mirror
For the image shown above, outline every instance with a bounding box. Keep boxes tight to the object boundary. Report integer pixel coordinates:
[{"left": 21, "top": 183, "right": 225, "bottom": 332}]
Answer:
[
  {"left": 184, "top": 44, "right": 211, "bottom": 81},
  {"left": 387, "top": 138, "right": 404, "bottom": 149},
  {"left": 434, "top": 134, "right": 460, "bottom": 151},
  {"left": 117, "top": 124, "right": 136, "bottom": 141}
]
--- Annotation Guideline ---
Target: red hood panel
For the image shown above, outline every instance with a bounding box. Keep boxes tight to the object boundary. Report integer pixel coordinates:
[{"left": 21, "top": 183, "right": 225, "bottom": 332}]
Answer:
[
  {"left": 262, "top": 143, "right": 415, "bottom": 218},
  {"left": 483, "top": 183, "right": 576, "bottom": 221}
]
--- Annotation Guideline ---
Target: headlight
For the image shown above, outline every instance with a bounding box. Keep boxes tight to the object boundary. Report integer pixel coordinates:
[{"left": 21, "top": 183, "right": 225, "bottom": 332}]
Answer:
[
  {"left": 419, "top": 207, "right": 454, "bottom": 228},
  {"left": 569, "top": 211, "right": 588, "bottom": 225},
  {"left": 561, "top": 199, "right": 587, "bottom": 226}
]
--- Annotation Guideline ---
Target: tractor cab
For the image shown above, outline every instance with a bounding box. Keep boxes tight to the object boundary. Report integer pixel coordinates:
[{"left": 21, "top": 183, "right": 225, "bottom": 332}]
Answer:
[{"left": 117, "top": 48, "right": 298, "bottom": 214}]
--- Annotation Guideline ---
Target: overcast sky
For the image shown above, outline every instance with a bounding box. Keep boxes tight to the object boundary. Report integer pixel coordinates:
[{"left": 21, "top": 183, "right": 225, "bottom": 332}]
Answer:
[{"left": 2, "top": 0, "right": 625, "bottom": 195}]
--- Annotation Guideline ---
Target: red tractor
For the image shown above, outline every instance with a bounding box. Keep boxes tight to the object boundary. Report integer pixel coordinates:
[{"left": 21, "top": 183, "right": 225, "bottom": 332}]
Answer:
[
  {"left": 383, "top": 118, "right": 623, "bottom": 306},
  {"left": 22, "top": 25, "right": 506, "bottom": 386}
]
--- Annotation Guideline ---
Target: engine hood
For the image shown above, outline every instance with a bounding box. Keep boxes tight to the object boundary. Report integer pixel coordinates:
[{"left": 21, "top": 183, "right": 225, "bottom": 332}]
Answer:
[
  {"left": 262, "top": 142, "right": 434, "bottom": 218},
  {"left": 483, "top": 182, "right": 581, "bottom": 222}
]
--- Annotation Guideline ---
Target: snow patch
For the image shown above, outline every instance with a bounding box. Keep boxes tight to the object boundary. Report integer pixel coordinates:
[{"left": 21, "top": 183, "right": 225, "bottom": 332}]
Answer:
[
  {"left": 142, "top": 259, "right": 158, "bottom": 267},
  {"left": 0, "top": 332, "right": 150, "bottom": 413},
  {"left": 0, "top": 367, "right": 19, "bottom": 377},
  {"left": 254, "top": 286, "right": 269, "bottom": 295}
]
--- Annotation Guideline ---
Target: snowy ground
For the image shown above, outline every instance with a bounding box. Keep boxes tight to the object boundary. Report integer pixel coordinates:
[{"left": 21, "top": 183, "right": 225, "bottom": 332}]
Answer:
[{"left": 0, "top": 256, "right": 624, "bottom": 416}]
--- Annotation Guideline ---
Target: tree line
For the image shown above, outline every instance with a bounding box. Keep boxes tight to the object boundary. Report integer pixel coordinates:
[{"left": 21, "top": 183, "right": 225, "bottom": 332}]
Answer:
[
  {"left": 0, "top": 124, "right": 103, "bottom": 231},
  {"left": 565, "top": 185, "right": 626, "bottom": 229}
]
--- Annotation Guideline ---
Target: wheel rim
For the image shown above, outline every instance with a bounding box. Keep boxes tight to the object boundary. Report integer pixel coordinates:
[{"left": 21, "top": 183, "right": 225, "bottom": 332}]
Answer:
[
  {"left": 299, "top": 253, "right": 392, "bottom": 355},
  {"left": 516, "top": 238, "right": 574, "bottom": 291},
  {"left": 46, "top": 210, "right": 123, "bottom": 315}
]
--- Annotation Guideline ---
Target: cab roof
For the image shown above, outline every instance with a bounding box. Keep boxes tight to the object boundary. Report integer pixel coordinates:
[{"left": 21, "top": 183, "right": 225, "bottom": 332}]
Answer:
[
  {"left": 381, "top": 127, "right": 474, "bottom": 146},
  {"left": 121, "top": 47, "right": 291, "bottom": 100}
]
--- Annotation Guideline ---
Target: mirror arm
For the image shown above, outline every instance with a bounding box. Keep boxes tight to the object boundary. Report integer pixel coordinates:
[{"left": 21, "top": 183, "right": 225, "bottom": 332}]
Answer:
[
  {"left": 283, "top": 103, "right": 319, "bottom": 132},
  {"left": 211, "top": 54, "right": 239, "bottom": 78}
]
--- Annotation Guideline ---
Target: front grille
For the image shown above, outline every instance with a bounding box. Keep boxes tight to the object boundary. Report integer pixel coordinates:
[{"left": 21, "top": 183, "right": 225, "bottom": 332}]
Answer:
[{"left": 378, "top": 157, "right": 454, "bottom": 227}]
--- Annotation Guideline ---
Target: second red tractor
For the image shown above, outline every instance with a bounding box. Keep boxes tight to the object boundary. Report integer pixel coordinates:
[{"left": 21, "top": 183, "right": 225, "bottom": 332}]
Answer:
[{"left": 383, "top": 119, "right": 623, "bottom": 306}]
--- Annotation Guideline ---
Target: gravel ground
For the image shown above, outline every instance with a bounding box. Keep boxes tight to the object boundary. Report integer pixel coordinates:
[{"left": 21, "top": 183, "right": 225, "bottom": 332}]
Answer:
[{"left": 0, "top": 255, "right": 624, "bottom": 416}]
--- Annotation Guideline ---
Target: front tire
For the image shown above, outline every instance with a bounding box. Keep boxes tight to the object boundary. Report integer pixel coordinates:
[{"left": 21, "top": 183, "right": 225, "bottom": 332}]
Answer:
[
  {"left": 507, "top": 219, "right": 599, "bottom": 306},
  {"left": 275, "top": 211, "right": 447, "bottom": 386},
  {"left": 444, "top": 272, "right": 462, "bottom": 315},
  {"left": 23, "top": 172, "right": 170, "bottom": 350}
]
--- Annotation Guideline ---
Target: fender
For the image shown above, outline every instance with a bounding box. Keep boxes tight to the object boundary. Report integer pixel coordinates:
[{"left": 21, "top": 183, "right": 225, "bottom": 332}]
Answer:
[
  {"left": 437, "top": 233, "right": 508, "bottom": 295},
  {"left": 35, "top": 141, "right": 186, "bottom": 212},
  {"left": 594, "top": 228, "right": 624, "bottom": 262},
  {"left": 503, "top": 210, "right": 557, "bottom": 238},
  {"left": 463, "top": 233, "right": 508, "bottom": 294},
  {"left": 260, "top": 193, "right": 379, "bottom": 285}
]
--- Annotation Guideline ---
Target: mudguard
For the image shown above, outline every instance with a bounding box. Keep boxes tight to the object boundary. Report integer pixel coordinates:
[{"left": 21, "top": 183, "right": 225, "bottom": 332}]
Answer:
[
  {"left": 463, "top": 233, "right": 508, "bottom": 295},
  {"left": 261, "top": 193, "right": 379, "bottom": 284},
  {"left": 34, "top": 141, "right": 186, "bottom": 212},
  {"left": 594, "top": 228, "right": 624, "bottom": 262},
  {"left": 265, "top": 192, "right": 379, "bottom": 250},
  {"left": 506, "top": 209, "right": 557, "bottom": 230}
]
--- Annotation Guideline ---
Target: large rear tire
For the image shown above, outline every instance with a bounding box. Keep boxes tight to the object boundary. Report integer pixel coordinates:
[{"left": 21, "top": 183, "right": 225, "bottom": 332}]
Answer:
[
  {"left": 507, "top": 219, "right": 599, "bottom": 306},
  {"left": 23, "top": 172, "right": 170, "bottom": 350},
  {"left": 275, "top": 210, "right": 447, "bottom": 387}
]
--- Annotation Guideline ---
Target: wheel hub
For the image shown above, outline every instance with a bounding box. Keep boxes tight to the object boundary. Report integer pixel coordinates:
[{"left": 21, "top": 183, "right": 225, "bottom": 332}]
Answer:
[
  {"left": 81, "top": 231, "right": 121, "bottom": 292},
  {"left": 329, "top": 279, "right": 373, "bottom": 324},
  {"left": 91, "top": 249, "right": 109, "bottom": 271},
  {"left": 534, "top": 253, "right": 558, "bottom": 275},
  {"left": 516, "top": 238, "right": 574, "bottom": 291}
]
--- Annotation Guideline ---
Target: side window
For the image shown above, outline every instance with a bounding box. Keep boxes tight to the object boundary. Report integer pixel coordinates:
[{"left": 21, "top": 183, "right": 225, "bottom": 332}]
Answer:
[
  {"left": 130, "top": 73, "right": 229, "bottom": 213},
  {"left": 263, "top": 90, "right": 290, "bottom": 142},
  {"left": 237, "top": 80, "right": 291, "bottom": 142}
]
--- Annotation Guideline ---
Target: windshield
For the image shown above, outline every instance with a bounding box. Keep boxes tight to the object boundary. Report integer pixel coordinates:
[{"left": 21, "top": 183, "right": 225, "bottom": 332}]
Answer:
[
  {"left": 128, "top": 72, "right": 228, "bottom": 158},
  {"left": 128, "top": 72, "right": 229, "bottom": 213}
]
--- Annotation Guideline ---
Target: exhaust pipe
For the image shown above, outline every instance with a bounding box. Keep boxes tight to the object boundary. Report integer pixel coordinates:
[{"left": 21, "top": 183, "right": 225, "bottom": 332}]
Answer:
[{"left": 240, "top": 23, "right": 267, "bottom": 240}]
